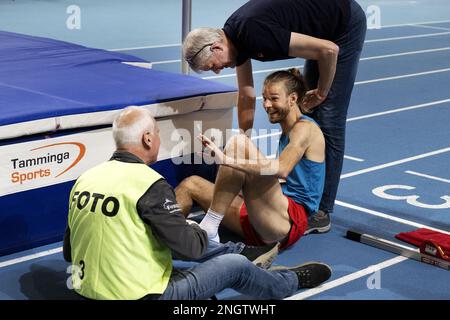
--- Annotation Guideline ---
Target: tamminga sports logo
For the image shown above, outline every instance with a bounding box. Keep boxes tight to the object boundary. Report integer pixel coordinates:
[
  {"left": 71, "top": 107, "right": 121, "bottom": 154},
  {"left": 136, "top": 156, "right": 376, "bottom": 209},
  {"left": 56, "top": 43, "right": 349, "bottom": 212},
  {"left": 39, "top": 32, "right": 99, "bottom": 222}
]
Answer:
[{"left": 10, "top": 142, "right": 86, "bottom": 184}]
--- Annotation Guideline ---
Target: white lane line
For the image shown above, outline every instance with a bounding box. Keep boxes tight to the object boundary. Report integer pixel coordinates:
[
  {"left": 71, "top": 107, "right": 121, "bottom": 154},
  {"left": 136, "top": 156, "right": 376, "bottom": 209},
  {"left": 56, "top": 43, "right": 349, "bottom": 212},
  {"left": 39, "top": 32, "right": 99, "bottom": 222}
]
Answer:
[
  {"left": 344, "top": 155, "right": 365, "bottom": 162},
  {"left": 410, "top": 24, "right": 450, "bottom": 31},
  {"left": 0, "top": 247, "right": 62, "bottom": 269},
  {"left": 365, "top": 31, "right": 450, "bottom": 43},
  {"left": 151, "top": 59, "right": 181, "bottom": 65},
  {"left": 286, "top": 256, "right": 407, "bottom": 300},
  {"left": 335, "top": 201, "right": 450, "bottom": 235},
  {"left": 405, "top": 170, "right": 450, "bottom": 184},
  {"left": 360, "top": 47, "right": 450, "bottom": 61},
  {"left": 202, "top": 73, "right": 235, "bottom": 80},
  {"left": 381, "top": 19, "right": 450, "bottom": 28},
  {"left": 251, "top": 131, "right": 280, "bottom": 140},
  {"left": 108, "top": 43, "right": 180, "bottom": 51},
  {"left": 355, "top": 68, "right": 450, "bottom": 85},
  {"left": 346, "top": 98, "right": 450, "bottom": 122},
  {"left": 202, "top": 65, "right": 300, "bottom": 80},
  {"left": 340, "top": 147, "right": 450, "bottom": 179}
]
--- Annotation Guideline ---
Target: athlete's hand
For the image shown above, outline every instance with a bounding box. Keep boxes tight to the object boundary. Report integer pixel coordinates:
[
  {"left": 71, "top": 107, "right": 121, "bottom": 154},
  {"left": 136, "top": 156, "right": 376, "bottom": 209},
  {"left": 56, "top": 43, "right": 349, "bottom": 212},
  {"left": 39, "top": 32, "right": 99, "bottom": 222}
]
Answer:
[
  {"left": 197, "top": 134, "right": 225, "bottom": 165},
  {"left": 301, "top": 89, "right": 327, "bottom": 113}
]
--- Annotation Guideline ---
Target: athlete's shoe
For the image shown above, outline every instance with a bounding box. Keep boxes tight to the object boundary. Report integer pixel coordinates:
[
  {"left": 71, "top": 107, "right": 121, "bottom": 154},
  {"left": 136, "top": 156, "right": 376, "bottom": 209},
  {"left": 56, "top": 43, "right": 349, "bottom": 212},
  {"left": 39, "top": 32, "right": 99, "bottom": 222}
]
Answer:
[
  {"left": 240, "top": 242, "right": 279, "bottom": 269},
  {"left": 270, "top": 262, "right": 332, "bottom": 289},
  {"left": 304, "top": 210, "right": 331, "bottom": 235}
]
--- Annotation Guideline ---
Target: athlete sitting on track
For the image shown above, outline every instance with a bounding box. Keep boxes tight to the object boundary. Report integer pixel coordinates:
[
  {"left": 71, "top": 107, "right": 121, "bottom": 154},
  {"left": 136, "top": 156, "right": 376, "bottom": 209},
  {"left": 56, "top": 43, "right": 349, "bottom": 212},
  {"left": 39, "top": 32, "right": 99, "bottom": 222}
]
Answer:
[{"left": 176, "top": 69, "right": 326, "bottom": 251}]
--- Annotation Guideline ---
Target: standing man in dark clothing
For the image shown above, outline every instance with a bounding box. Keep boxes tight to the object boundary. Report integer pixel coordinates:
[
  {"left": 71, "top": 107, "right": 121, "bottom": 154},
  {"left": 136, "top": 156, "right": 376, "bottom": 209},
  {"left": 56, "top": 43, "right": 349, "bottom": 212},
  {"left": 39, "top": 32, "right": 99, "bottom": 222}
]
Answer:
[
  {"left": 183, "top": 0, "right": 367, "bottom": 233},
  {"left": 63, "top": 106, "right": 332, "bottom": 300}
]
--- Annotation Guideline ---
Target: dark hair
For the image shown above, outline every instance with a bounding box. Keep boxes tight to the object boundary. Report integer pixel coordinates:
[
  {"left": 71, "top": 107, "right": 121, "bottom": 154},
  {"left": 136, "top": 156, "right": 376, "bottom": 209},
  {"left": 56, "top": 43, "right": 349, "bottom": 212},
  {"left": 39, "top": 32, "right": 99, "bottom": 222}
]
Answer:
[{"left": 263, "top": 68, "right": 308, "bottom": 110}]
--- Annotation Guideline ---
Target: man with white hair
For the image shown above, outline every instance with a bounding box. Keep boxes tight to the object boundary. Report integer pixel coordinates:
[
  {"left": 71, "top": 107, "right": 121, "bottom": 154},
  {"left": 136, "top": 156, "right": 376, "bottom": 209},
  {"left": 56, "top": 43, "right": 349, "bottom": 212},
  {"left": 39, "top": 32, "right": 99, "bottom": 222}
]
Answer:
[{"left": 63, "top": 106, "right": 332, "bottom": 300}]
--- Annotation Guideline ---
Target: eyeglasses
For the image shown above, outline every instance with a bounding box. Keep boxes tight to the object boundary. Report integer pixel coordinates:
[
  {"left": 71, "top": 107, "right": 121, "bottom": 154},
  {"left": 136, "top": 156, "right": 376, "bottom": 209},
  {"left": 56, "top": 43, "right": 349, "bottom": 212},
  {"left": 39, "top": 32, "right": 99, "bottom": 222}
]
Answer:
[{"left": 186, "top": 43, "right": 213, "bottom": 64}]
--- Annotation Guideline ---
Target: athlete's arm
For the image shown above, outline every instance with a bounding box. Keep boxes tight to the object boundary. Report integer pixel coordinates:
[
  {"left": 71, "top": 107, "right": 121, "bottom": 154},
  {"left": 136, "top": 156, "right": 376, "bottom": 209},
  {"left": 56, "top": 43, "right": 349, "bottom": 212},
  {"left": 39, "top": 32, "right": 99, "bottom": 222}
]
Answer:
[
  {"left": 276, "top": 122, "right": 312, "bottom": 178},
  {"left": 198, "top": 123, "right": 312, "bottom": 178}
]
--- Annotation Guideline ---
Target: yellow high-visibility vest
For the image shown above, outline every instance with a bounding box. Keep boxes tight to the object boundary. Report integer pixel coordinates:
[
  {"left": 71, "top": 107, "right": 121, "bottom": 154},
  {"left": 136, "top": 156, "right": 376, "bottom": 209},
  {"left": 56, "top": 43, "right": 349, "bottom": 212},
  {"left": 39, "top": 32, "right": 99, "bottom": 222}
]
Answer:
[{"left": 68, "top": 160, "right": 172, "bottom": 300}]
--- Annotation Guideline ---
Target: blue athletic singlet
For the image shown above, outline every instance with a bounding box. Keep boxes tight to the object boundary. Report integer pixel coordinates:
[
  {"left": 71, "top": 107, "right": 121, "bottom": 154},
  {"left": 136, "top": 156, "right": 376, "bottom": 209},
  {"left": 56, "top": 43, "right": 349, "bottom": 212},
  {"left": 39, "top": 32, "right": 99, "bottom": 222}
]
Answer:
[{"left": 278, "top": 115, "right": 326, "bottom": 214}]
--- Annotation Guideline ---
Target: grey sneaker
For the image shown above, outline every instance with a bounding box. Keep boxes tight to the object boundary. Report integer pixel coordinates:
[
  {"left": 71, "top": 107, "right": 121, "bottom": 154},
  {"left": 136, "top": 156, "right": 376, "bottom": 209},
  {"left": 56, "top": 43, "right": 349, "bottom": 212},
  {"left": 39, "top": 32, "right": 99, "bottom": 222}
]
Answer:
[
  {"left": 240, "top": 242, "right": 279, "bottom": 269},
  {"left": 304, "top": 210, "right": 331, "bottom": 235},
  {"left": 270, "top": 262, "right": 332, "bottom": 289}
]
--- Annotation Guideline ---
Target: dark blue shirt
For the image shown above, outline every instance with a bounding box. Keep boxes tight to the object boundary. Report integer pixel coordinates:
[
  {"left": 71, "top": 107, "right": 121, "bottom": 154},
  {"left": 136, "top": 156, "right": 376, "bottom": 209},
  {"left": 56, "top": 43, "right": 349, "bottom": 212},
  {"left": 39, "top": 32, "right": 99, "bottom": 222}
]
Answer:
[{"left": 223, "top": 0, "right": 351, "bottom": 66}]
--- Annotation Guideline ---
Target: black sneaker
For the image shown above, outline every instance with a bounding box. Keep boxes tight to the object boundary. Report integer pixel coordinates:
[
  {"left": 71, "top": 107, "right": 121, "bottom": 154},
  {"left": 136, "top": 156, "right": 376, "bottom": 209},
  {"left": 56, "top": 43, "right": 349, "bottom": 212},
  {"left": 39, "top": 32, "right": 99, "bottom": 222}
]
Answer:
[
  {"left": 240, "top": 242, "right": 279, "bottom": 269},
  {"left": 304, "top": 210, "right": 331, "bottom": 235},
  {"left": 270, "top": 262, "right": 332, "bottom": 289}
]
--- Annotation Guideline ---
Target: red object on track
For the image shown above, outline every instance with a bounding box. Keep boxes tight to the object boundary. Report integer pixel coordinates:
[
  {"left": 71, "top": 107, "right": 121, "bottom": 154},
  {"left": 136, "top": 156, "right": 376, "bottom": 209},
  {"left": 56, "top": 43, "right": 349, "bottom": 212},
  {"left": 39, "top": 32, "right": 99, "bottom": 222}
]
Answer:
[{"left": 396, "top": 228, "right": 450, "bottom": 262}]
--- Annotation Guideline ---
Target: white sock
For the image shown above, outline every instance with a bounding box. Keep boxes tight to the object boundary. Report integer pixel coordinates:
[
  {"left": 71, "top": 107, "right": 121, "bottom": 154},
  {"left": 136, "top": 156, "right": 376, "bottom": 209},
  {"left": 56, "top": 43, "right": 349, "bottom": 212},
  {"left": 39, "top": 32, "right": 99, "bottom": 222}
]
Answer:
[{"left": 199, "top": 208, "right": 224, "bottom": 242}]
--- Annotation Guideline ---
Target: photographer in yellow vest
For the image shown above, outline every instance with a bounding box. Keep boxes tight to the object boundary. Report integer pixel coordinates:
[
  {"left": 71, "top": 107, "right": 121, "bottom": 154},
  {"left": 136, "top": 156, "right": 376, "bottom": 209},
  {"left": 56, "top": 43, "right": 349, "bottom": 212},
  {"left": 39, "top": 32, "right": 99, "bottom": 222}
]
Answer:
[{"left": 63, "top": 106, "right": 331, "bottom": 300}]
